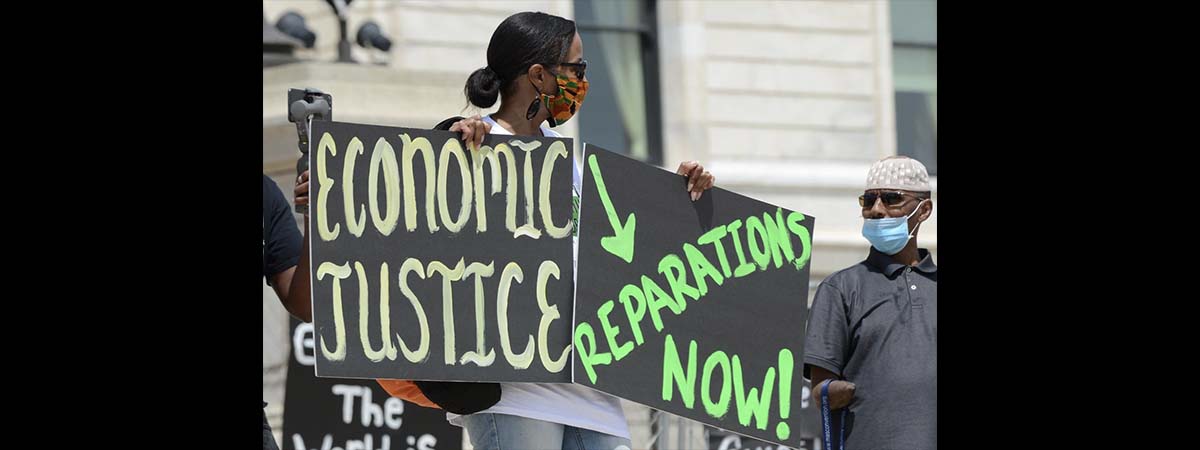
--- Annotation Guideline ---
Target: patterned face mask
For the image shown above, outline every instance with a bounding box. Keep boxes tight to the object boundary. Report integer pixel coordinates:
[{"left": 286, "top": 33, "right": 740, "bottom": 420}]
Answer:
[{"left": 541, "top": 72, "right": 588, "bottom": 128}]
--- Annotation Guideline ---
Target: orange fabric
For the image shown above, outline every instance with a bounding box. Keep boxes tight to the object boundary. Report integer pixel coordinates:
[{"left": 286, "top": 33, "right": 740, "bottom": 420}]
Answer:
[{"left": 375, "top": 379, "right": 440, "bottom": 409}]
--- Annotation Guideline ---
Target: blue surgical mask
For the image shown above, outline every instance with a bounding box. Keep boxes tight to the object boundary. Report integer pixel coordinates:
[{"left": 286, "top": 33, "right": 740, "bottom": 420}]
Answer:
[{"left": 862, "top": 199, "right": 927, "bottom": 255}]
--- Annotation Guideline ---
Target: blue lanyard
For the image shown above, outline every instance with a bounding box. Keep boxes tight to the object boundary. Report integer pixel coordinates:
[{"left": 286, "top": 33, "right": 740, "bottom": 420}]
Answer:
[{"left": 821, "top": 380, "right": 846, "bottom": 450}]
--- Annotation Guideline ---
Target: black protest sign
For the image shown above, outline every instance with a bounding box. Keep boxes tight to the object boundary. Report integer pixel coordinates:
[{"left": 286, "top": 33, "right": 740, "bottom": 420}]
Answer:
[
  {"left": 283, "top": 319, "right": 463, "bottom": 450},
  {"left": 572, "top": 145, "right": 815, "bottom": 448},
  {"left": 706, "top": 378, "right": 819, "bottom": 450},
  {"left": 309, "top": 121, "right": 575, "bottom": 383}
]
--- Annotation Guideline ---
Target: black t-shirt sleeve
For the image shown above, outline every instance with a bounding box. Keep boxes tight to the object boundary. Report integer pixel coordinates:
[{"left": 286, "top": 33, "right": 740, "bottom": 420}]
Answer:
[{"left": 263, "top": 175, "right": 302, "bottom": 285}]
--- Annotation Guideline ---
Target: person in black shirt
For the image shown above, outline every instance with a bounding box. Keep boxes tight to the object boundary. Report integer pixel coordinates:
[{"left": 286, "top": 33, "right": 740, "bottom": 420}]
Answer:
[{"left": 262, "top": 174, "right": 312, "bottom": 450}]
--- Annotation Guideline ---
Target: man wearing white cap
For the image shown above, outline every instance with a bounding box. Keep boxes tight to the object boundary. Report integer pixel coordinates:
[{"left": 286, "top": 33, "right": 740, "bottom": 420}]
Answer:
[{"left": 803, "top": 156, "right": 937, "bottom": 450}]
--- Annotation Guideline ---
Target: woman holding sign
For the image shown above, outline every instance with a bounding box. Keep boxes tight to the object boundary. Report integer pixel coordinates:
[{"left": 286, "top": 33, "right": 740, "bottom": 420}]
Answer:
[
  {"left": 294, "top": 10, "right": 715, "bottom": 450},
  {"left": 445, "top": 11, "right": 714, "bottom": 450}
]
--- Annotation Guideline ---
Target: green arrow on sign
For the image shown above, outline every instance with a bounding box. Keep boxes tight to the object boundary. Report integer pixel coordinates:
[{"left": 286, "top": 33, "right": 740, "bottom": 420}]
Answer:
[{"left": 587, "top": 153, "right": 636, "bottom": 263}]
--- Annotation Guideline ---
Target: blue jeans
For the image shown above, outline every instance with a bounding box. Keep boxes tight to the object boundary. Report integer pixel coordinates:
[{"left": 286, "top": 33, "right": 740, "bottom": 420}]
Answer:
[{"left": 462, "top": 413, "right": 632, "bottom": 450}]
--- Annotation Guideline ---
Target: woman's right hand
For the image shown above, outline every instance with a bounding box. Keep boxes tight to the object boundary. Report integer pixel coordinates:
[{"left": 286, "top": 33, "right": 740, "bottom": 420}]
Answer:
[{"left": 448, "top": 115, "right": 492, "bottom": 151}]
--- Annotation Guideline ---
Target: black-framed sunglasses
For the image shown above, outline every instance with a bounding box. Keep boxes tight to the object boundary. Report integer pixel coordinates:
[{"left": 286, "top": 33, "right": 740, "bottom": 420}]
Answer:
[
  {"left": 558, "top": 59, "right": 587, "bottom": 79},
  {"left": 859, "top": 191, "right": 920, "bottom": 208}
]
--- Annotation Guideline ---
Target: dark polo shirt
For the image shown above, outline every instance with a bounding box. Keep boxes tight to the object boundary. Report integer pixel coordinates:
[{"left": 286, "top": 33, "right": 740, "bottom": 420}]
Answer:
[{"left": 804, "top": 247, "right": 937, "bottom": 450}]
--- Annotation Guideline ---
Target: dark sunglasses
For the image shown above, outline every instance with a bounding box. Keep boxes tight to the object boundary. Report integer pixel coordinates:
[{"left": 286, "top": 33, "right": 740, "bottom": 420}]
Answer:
[
  {"left": 859, "top": 191, "right": 920, "bottom": 208},
  {"left": 558, "top": 59, "right": 587, "bottom": 79}
]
